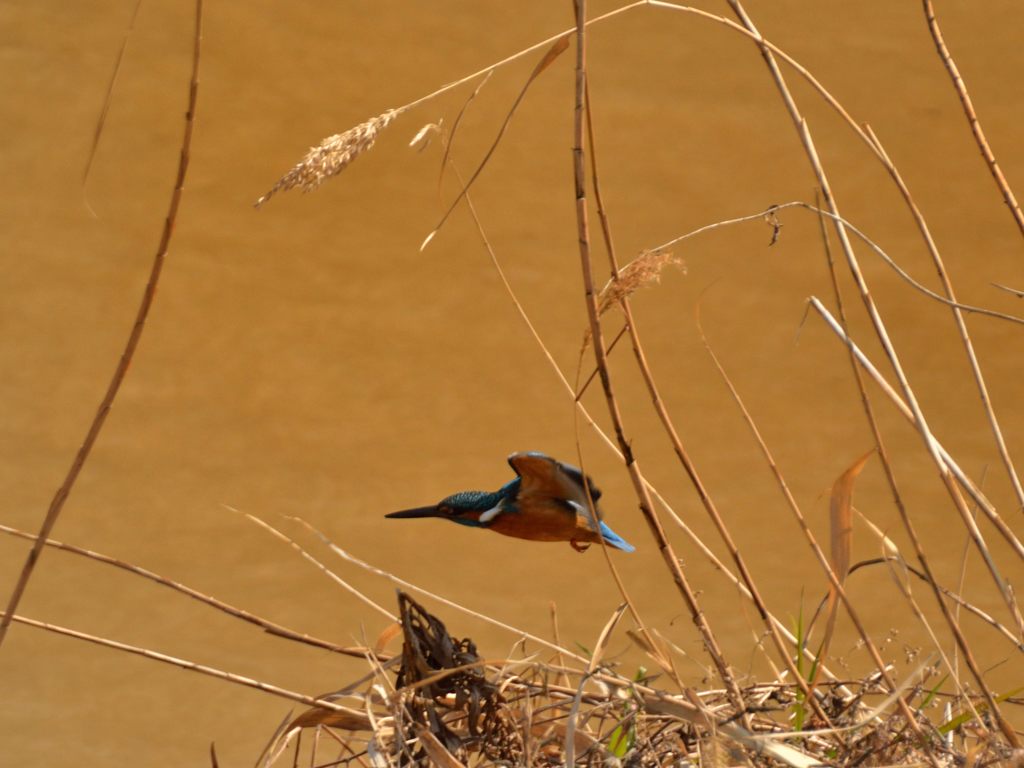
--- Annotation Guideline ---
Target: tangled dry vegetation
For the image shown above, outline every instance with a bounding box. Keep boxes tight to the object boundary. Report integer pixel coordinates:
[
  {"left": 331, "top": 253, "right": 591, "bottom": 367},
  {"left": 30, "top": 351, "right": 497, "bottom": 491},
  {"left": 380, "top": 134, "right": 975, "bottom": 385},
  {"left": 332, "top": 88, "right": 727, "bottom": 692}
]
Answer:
[{"left": 255, "top": 593, "right": 1022, "bottom": 768}]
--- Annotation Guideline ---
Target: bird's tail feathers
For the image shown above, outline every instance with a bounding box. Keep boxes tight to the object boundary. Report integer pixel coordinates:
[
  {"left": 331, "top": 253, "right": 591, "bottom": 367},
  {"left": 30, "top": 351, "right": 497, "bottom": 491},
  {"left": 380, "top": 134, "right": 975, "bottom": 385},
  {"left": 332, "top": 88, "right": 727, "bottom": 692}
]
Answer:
[{"left": 598, "top": 521, "right": 636, "bottom": 553}]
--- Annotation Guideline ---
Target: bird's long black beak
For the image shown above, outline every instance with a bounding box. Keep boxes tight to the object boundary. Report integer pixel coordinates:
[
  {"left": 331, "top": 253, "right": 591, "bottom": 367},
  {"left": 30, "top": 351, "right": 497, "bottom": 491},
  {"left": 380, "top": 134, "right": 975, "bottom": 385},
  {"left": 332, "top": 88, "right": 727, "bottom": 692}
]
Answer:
[{"left": 385, "top": 505, "right": 442, "bottom": 520}]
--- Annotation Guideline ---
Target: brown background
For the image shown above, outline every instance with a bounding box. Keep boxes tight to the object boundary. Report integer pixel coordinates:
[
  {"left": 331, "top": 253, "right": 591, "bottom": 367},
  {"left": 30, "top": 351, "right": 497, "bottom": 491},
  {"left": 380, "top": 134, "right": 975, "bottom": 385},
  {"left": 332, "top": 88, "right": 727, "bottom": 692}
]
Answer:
[{"left": 2, "top": 1, "right": 1023, "bottom": 764}]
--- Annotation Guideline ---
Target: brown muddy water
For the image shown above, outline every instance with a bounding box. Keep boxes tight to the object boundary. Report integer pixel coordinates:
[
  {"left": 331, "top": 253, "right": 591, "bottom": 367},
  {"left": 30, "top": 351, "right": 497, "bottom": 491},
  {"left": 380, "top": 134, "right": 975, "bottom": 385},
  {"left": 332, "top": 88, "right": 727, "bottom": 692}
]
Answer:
[{"left": 2, "top": 1, "right": 1023, "bottom": 764}]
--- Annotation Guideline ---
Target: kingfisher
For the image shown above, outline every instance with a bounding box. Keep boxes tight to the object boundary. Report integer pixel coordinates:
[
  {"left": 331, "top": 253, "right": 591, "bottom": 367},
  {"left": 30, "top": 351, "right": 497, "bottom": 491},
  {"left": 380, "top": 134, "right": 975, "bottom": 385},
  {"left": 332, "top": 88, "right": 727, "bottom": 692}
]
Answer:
[{"left": 385, "top": 451, "right": 635, "bottom": 553}]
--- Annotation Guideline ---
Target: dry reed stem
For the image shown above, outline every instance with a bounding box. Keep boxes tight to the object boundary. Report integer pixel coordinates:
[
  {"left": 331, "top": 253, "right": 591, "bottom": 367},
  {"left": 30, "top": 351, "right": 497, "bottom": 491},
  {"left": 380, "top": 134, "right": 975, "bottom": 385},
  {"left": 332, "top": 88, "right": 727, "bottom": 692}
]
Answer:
[
  {"left": 993, "top": 282, "right": 1024, "bottom": 299},
  {"left": 1, "top": 611, "right": 373, "bottom": 726},
  {"left": 571, "top": 0, "right": 749, "bottom": 722},
  {"left": 719, "top": 0, "right": 1019, "bottom": 743},
  {"left": 879, "top": 554, "right": 986, "bottom": 728},
  {"left": 0, "top": 0, "right": 203, "bottom": 653},
  {"left": 562, "top": 604, "right": 626, "bottom": 765},
  {"left": 436, "top": 144, "right": 669, "bottom": 679},
  {"left": 806, "top": 299, "right": 1021, "bottom": 559},
  {"left": 923, "top": 0, "right": 1024, "bottom": 240},
  {"left": 646, "top": 201, "right": 1024, "bottom": 328},
  {"left": 721, "top": 0, "right": 939, "bottom": 753},
  {"left": 438, "top": 70, "right": 492, "bottom": 195},
  {"left": 82, "top": 0, "right": 143, "bottom": 190},
  {"left": 571, "top": 439, "right": 673, "bottom": 684},
  {"left": 696, "top": 317, "right": 902, "bottom": 717},
  {"left": 811, "top": 296, "right": 1022, "bottom": 741},
  {"left": 255, "top": 109, "right": 399, "bottom": 207},
  {"left": 244, "top": 513, "right": 396, "bottom": 622},
  {"left": 815, "top": 204, "right": 1012, "bottom": 729},
  {"left": 0, "top": 523, "right": 376, "bottom": 660},
  {"left": 578, "top": 73, "right": 827, "bottom": 728},
  {"left": 647, "top": 0, "right": 1024, "bottom": 518}
]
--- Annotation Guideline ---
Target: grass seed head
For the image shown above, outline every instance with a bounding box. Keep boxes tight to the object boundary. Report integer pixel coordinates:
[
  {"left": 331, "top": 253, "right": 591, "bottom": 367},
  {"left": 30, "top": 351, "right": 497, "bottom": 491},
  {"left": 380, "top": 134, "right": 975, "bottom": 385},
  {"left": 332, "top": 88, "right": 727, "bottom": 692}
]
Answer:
[{"left": 256, "top": 109, "right": 399, "bottom": 207}]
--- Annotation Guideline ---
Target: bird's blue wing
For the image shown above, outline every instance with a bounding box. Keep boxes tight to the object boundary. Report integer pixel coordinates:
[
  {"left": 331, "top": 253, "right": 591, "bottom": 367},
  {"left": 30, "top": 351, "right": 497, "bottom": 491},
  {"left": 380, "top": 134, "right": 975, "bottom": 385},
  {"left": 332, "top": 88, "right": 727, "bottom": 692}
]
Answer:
[{"left": 507, "top": 451, "right": 602, "bottom": 503}]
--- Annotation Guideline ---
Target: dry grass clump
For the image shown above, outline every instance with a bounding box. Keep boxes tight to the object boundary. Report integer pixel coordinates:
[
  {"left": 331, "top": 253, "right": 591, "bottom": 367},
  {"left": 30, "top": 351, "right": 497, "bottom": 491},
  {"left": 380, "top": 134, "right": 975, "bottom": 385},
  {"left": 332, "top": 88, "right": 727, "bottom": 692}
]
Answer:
[
  {"left": 256, "top": 593, "right": 1019, "bottom": 768},
  {"left": 255, "top": 109, "right": 400, "bottom": 207}
]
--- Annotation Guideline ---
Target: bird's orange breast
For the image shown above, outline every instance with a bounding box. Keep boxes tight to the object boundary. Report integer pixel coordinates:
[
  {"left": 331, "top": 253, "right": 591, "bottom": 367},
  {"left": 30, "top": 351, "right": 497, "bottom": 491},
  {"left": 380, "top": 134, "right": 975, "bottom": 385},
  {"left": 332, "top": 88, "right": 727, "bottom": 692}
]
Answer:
[{"left": 487, "top": 500, "right": 603, "bottom": 544}]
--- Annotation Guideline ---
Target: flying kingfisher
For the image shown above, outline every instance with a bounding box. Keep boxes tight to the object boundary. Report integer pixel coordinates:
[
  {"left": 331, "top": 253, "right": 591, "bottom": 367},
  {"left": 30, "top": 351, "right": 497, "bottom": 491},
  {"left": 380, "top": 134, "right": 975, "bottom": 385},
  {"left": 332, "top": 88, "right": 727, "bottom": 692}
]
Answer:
[{"left": 385, "top": 451, "right": 635, "bottom": 553}]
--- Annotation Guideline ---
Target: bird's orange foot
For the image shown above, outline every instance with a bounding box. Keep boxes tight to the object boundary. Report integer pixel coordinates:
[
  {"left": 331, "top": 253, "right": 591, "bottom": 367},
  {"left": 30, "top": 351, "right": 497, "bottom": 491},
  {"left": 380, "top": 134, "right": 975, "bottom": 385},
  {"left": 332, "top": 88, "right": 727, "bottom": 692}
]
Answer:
[{"left": 570, "top": 539, "right": 591, "bottom": 553}]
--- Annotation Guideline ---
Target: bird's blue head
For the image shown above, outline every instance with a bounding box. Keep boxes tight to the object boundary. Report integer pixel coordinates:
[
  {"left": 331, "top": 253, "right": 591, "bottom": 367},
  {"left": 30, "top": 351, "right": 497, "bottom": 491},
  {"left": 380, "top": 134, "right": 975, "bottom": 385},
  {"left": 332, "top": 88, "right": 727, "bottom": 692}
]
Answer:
[{"left": 385, "top": 485, "right": 515, "bottom": 528}]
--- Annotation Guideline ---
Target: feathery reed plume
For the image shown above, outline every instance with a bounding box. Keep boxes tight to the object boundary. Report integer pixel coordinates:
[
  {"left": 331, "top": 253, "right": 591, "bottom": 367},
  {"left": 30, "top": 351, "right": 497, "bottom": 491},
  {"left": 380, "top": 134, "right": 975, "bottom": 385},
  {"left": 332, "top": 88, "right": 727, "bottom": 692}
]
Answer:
[
  {"left": 596, "top": 249, "right": 684, "bottom": 317},
  {"left": 580, "top": 250, "right": 683, "bottom": 353},
  {"left": 256, "top": 108, "right": 400, "bottom": 207}
]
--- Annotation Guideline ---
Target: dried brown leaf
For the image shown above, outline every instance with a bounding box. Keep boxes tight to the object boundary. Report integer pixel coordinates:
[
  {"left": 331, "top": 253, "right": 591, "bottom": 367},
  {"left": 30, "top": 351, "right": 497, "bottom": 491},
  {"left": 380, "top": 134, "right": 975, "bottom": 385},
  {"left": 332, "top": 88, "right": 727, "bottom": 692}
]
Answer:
[
  {"left": 374, "top": 621, "right": 402, "bottom": 655},
  {"left": 290, "top": 705, "right": 373, "bottom": 731},
  {"left": 812, "top": 449, "right": 874, "bottom": 693},
  {"left": 830, "top": 449, "right": 873, "bottom": 584},
  {"left": 413, "top": 724, "right": 468, "bottom": 768}
]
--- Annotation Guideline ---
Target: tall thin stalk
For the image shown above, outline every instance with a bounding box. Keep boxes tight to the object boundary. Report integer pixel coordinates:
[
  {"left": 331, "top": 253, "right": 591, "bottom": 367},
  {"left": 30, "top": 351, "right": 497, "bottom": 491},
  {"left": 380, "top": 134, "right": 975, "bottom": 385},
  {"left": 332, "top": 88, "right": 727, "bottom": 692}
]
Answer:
[
  {"left": 0, "top": 0, "right": 204, "bottom": 651},
  {"left": 570, "top": 0, "right": 745, "bottom": 716}
]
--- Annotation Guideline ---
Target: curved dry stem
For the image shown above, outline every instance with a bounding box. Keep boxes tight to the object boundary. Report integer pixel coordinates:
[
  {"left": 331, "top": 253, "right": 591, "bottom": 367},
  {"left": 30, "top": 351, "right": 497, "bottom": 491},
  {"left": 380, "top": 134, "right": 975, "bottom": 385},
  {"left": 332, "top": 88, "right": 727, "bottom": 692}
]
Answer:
[
  {"left": 256, "top": 2, "right": 647, "bottom": 207},
  {"left": 808, "top": 300, "right": 1024, "bottom": 563},
  {"left": 697, "top": 315, "right": 896, "bottom": 723},
  {"left": 652, "top": 201, "right": 1024, "bottom": 327},
  {"left": 649, "top": 200, "right": 1022, "bottom": 557}
]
